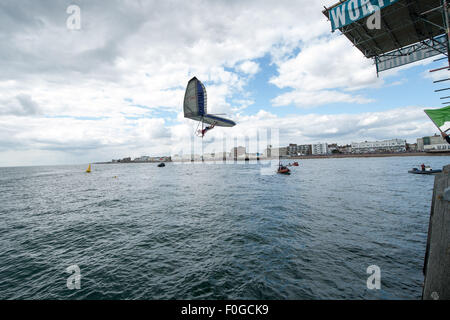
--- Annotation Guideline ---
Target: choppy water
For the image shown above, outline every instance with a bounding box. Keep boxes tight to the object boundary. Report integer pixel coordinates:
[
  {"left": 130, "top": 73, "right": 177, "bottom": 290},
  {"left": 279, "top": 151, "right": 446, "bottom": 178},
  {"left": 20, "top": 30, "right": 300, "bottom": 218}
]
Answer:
[{"left": 0, "top": 156, "right": 449, "bottom": 299}]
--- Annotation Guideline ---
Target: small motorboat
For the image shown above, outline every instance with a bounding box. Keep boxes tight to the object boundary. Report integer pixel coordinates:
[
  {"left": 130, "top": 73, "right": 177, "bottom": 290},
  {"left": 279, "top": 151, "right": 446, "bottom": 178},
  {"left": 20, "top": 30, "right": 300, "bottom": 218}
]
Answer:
[
  {"left": 157, "top": 163, "right": 165, "bottom": 167},
  {"left": 277, "top": 163, "right": 290, "bottom": 175},
  {"left": 408, "top": 167, "right": 442, "bottom": 174},
  {"left": 292, "top": 162, "right": 299, "bottom": 166}
]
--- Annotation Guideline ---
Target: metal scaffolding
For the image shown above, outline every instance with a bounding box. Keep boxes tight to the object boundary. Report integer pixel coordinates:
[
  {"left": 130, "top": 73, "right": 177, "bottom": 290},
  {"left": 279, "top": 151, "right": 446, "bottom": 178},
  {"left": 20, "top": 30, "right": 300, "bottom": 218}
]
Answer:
[
  {"left": 323, "top": 0, "right": 450, "bottom": 73},
  {"left": 323, "top": 0, "right": 450, "bottom": 101}
]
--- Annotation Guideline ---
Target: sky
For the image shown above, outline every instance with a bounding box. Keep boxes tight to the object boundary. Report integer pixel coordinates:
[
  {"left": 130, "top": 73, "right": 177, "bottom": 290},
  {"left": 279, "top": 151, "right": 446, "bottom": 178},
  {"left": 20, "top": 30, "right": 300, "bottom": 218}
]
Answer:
[{"left": 0, "top": 0, "right": 447, "bottom": 166}]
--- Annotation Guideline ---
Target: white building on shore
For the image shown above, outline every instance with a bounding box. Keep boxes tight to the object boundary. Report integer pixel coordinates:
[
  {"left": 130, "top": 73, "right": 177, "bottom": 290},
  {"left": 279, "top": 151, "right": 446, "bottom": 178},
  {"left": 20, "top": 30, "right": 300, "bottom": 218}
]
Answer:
[
  {"left": 417, "top": 135, "right": 450, "bottom": 152},
  {"left": 351, "top": 139, "right": 406, "bottom": 153},
  {"left": 312, "top": 143, "right": 328, "bottom": 155}
]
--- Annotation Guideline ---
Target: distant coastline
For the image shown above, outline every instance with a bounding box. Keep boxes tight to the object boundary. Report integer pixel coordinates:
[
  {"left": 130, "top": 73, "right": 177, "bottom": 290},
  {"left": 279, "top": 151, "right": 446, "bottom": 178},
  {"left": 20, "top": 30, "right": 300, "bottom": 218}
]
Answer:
[
  {"left": 95, "top": 152, "right": 449, "bottom": 164},
  {"left": 284, "top": 152, "right": 450, "bottom": 160}
]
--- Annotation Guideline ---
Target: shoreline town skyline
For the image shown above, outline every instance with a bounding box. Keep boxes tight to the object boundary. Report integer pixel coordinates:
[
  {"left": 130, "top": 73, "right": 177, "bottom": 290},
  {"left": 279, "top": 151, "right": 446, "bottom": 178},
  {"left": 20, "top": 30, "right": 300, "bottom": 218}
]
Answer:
[{"left": 107, "top": 134, "right": 449, "bottom": 164}]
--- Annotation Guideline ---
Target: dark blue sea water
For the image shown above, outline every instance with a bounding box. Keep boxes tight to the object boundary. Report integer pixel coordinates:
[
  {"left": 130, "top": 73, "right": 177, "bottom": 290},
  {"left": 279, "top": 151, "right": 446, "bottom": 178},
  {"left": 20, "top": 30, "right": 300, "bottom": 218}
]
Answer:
[{"left": 0, "top": 156, "right": 449, "bottom": 299}]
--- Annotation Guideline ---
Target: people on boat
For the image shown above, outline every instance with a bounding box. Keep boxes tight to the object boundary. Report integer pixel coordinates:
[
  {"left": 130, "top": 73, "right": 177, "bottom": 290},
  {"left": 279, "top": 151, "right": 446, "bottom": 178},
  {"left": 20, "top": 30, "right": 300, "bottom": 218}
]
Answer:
[
  {"left": 198, "top": 122, "right": 216, "bottom": 137},
  {"left": 421, "top": 163, "right": 426, "bottom": 171}
]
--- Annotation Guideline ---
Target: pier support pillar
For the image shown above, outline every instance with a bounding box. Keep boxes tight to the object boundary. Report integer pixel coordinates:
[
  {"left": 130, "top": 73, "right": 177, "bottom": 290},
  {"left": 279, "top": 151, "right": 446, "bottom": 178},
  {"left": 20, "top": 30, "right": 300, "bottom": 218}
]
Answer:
[{"left": 423, "top": 164, "right": 450, "bottom": 300}]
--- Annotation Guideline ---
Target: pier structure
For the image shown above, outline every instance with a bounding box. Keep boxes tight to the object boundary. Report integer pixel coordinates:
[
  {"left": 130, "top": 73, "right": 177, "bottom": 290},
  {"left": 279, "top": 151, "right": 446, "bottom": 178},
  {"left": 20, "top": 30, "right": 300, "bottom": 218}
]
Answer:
[{"left": 423, "top": 164, "right": 450, "bottom": 300}]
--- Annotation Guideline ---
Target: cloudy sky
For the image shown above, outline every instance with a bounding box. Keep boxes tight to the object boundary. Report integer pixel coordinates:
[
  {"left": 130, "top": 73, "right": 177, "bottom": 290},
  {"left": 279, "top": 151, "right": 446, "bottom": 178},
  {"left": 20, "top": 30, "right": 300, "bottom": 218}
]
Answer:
[{"left": 0, "top": 0, "right": 445, "bottom": 166}]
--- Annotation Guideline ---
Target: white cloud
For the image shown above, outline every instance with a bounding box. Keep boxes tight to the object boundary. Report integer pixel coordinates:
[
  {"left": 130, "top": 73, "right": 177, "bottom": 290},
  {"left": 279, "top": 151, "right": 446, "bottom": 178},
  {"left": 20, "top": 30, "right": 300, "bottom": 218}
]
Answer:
[
  {"left": 0, "top": 0, "right": 331, "bottom": 121},
  {"left": 272, "top": 89, "right": 374, "bottom": 108},
  {"left": 269, "top": 36, "right": 381, "bottom": 107},
  {"left": 0, "top": 94, "right": 41, "bottom": 116},
  {"left": 236, "top": 61, "right": 260, "bottom": 75},
  {"left": 271, "top": 36, "right": 379, "bottom": 91},
  {"left": 0, "top": 1, "right": 437, "bottom": 165},
  {"left": 0, "top": 105, "right": 435, "bottom": 166}
]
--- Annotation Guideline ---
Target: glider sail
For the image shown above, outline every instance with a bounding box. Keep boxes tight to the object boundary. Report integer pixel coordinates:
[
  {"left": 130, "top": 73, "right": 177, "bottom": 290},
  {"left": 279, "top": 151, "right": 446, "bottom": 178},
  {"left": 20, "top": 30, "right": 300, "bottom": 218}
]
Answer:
[
  {"left": 424, "top": 106, "right": 450, "bottom": 130},
  {"left": 184, "top": 77, "right": 207, "bottom": 119},
  {"left": 183, "top": 77, "right": 236, "bottom": 128}
]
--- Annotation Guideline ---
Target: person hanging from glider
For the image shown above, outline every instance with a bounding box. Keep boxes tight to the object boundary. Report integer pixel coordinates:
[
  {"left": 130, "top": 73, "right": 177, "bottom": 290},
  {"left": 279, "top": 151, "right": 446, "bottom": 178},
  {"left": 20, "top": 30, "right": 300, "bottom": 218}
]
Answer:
[
  {"left": 183, "top": 77, "right": 236, "bottom": 137},
  {"left": 424, "top": 106, "right": 450, "bottom": 144},
  {"left": 198, "top": 122, "right": 216, "bottom": 137}
]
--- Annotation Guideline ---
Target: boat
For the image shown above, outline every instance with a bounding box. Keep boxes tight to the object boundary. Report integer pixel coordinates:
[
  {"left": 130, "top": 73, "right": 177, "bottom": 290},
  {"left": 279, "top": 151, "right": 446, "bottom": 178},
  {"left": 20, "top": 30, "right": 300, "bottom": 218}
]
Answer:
[
  {"left": 157, "top": 163, "right": 165, "bottom": 167},
  {"left": 277, "top": 163, "right": 290, "bottom": 174},
  {"left": 292, "top": 162, "right": 299, "bottom": 166},
  {"left": 86, "top": 164, "right": 91, "bottom": 173},
  {"left": 408, "top": 168, "right": 442, "bottom": 174}
]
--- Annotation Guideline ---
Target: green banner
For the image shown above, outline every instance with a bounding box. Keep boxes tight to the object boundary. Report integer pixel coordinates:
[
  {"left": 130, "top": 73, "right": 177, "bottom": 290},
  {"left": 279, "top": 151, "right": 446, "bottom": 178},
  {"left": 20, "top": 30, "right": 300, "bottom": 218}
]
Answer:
[{"left": 424, "top": 106, "right": 450, "bottom": 128}]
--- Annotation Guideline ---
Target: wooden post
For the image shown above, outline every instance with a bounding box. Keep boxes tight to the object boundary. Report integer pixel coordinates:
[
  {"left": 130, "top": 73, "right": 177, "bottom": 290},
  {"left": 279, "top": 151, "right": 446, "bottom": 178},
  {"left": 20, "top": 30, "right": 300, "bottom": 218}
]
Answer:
[{"left": 423, "top": 164, "right": 450, "bottom": 300}]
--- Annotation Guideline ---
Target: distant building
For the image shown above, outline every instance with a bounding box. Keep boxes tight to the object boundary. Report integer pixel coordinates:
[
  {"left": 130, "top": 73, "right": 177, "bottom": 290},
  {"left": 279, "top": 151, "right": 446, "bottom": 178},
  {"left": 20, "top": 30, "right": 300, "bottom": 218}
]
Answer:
[
  {"left": 417, "top": 135, "right": 450, "bottom": 152},
  {"left": 265, "top": 145, "right": 272, "bottom": 158},
  {"left": 287, "top": 144, "right": 299, "bottom": 156},
  {"left": 406, "top": 143, "right": 418, "bottom": 152},
  {"left": 159, "top": 156, "right": 172, "bottom": 162},
  {"left": 286, "top": 143, "right": 297, "bottom": 157},
  {"left": 312, "top": 143, "right": 328, "bottom": 155},
  {"left": 120, "top": 156, "right": 172, "bottom": 162},
  {"left": 134, "top": 156, "right": 151, "bottom": 162},
  {"left": 231, "top": 146, "right": 246, "bottom": 159},
  {"left": 202, "top": 153, "right": 215, "bottom": 160},
  {"left": 265, "top": 146, "right": 288, "bottom": 158},
  {"left": 273, "top": 147, "right": 288, "bottom": 157},
  {"left": 337, "top": 144, "right": 352, "bottom": 154},
  {"left": 327, "top": 143, "right": 338, "bottom": 154},
  {"left": 214, "top": 152, "right": 230, "bottom": 160},
  {"left": 286, "top": 144, "right": 313, "bottom": 156},
  {"left": 351, "top": 139, "right": 406, "bottom": 153},
  {"left": 298, "top": 144, "right": 312, "bottom": 155},
  {"left": 424, "top": 144, "right": 450, "bottom": 152}
]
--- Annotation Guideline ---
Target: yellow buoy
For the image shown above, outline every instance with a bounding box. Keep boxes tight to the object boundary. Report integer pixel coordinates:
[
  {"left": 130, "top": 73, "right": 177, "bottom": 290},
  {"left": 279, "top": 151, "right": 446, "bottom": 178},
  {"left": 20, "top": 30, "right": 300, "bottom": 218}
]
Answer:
[{"left": 86, "top": 164, "right": 91, "bottom": 173}]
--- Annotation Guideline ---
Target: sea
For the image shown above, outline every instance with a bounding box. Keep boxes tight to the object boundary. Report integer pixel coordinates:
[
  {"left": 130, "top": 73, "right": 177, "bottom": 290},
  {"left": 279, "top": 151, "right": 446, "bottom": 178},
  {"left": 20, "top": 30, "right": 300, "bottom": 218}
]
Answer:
[{"left": 0, "top": 155, "right": 449, "bottom": 300}]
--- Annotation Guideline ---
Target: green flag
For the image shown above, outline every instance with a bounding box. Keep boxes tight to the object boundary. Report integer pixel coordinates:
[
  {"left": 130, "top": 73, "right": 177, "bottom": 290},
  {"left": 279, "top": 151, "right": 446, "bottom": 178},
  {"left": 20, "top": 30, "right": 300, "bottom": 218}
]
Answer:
[{"left": 424, "top": 106, "right": 450, "bottom": 128}]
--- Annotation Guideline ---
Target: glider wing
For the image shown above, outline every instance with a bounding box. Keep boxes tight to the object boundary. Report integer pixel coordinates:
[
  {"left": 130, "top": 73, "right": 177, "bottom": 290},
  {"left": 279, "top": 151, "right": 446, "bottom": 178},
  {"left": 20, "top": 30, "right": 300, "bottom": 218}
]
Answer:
[
  {"left": 203, "top": 114, "right": 236, "bottom": 127},
  {"left": 184, "top": 77, "right": 207, "bottom": 119},
  {"left": 183, "top": 76, "right": 236, "bottom": 127}
]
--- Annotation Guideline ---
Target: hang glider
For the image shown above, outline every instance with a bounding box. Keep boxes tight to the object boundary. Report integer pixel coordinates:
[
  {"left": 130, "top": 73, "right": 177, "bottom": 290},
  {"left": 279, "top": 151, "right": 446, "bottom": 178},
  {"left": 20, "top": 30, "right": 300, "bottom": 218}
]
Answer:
[{"left": 183, "top": 77, "right": 236, "bottom": 136}]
